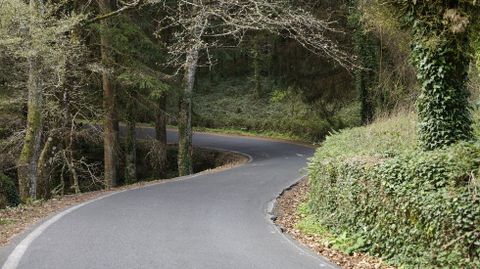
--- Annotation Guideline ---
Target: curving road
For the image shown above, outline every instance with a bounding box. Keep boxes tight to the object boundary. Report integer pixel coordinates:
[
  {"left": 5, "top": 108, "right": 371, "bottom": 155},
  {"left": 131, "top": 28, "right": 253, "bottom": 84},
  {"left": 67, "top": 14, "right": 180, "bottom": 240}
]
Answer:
[{"left": 1, "top": 129, "right": 338, "bottom": 269}]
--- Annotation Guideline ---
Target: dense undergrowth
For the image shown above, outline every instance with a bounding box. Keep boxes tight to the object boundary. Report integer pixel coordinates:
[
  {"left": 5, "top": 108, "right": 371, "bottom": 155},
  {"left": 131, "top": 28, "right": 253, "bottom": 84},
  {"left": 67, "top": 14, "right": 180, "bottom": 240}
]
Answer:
[
  {"left": 0, "top": 172, "right": 19, "bottom": 208},
  {"left": 305, "top": 112, "right": 480, "bottom": 268},
  {"left": 192, "top": 78, "right": 360, "bottom": 143}
]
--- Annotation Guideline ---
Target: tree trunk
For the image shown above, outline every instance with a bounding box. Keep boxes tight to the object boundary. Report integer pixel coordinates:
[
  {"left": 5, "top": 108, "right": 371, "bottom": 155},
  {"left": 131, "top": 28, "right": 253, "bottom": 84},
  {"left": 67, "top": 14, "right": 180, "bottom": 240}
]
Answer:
[
  {"left": 410, "top": 3, "right": 473, "bottom": 150},
  {"left": 61, "top": 0, "right": 81, "bottom": 193},
  {"left": 36, "top": 135, "right": 53, "bottom": 199},
  {"left": 97, "top": 0, "right": 118, "bottom": 188},
  {"left": 18, "top": 0, "right": 44, "bottom": 201},
  {"left": 252, "top": 37, "right": 262, "bottom": 99},
  {"left": 124, "top": 91, "right": 137, "bottom": 184},
  {"left": 414, "top": 35, "right": 473, "bottom": 149},
  {"left": 155, "top": 93, "right": 168, "bottom": 178},
  {"left": 62, "top": 149, "right": 80, "bottom": 195},
  {"left": 178, "top": 48, "right": 199, "bottom": 176},
  {"left": 349, "top": 0, "right": 377, "bottom": 125},
  {"left": 66, "top": 114, "right": 80, "bottom": 194},
  {"left": 62, "top": 84, "right": 73, "bottom": 192},
  {"left": 355, "top": 34, "right": 377, "bottom": 125}
]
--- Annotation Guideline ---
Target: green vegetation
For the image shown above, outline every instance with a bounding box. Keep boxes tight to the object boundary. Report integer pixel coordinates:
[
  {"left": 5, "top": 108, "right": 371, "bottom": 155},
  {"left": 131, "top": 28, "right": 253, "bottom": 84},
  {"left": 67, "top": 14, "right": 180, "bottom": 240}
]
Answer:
[
  {"left": 0, "top": 218, "right": 14, "bottom": 226},
  {"left": 306, "top": 112, "right": 480, "bottom": 267},
  {"left": 303, "top": 2, "right": 480, "bottom": 267},
  {"left": 193, "top": 78, "right": 360, "bottom": 143},
  {"left": 407, "top": 3, "right": 475, "bottom": 150},
  {"left": 0, "top": 172, "right": 20, "bottom": 208},
  {"left": 1, "top": 0, "right": 480, "bottom": 267},
  {"left": 297, "top": 203, "right": 366, "bottom": 255}
]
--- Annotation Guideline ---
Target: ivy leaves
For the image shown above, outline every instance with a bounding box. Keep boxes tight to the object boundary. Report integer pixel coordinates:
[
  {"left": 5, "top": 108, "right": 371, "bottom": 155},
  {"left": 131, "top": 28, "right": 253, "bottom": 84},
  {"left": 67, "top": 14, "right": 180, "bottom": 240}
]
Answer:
[
  {"left": 308, "top": 140, "right": 480, "bottom": 267},
  {"left": 398, "top": 0, "right": 475, "bottom": 150},
  {"left": 412, "top": 31, "right": 473, "bottom": 150}
]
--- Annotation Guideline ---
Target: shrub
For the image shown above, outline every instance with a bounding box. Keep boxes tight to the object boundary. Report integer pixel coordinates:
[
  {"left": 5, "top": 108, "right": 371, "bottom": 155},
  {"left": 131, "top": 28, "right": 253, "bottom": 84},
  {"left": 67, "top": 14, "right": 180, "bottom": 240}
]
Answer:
[
  {"left": 0, "top": 172, "right": 20, "bottom": 208},
  {"left": 308, "top": 113, "right": 480, "bottom": 267}
]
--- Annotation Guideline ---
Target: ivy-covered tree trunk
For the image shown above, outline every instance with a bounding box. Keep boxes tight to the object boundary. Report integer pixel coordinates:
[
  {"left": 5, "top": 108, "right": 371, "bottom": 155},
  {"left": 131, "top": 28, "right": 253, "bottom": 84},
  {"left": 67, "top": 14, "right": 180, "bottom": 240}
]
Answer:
[
  {"left": 349, "top": 0, "right": 378, "bottom": 125},
  {"left": 17, "top": 0, "right": 44, "bottom": 201},
  {"left": 178, "top": 48, "right": 199, "bottom": 176},
  {"left": 409, "top": 2, "right": 474, "bottom": 150},
  {"left": 155, "top": 93, "right": 168, "bottom": 178},
  {"left": 97, "top": 0, "right": 118, "bottom": 187},
  {"left": 414, "top": 39, "right": 473, "bottom": 149},
  {"left": 124, "top": 91, "right": 137, "bottom": 184},
  {"left": 355, "top": 33, "right": 377, "bottom": 124}
]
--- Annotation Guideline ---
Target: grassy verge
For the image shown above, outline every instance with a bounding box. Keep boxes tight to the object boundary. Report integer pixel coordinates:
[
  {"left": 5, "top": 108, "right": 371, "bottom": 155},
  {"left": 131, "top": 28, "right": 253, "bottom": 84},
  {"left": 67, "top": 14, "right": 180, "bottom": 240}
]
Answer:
[{"left": 296, "top": 203, "right": 367, "bottom": 256}]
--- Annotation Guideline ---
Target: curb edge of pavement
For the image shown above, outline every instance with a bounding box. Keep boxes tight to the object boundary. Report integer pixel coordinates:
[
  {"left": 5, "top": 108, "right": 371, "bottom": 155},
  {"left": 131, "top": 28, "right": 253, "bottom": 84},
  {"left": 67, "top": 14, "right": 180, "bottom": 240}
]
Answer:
[{"left": 266, "top": 176, "right": 340, "bottom": 269}]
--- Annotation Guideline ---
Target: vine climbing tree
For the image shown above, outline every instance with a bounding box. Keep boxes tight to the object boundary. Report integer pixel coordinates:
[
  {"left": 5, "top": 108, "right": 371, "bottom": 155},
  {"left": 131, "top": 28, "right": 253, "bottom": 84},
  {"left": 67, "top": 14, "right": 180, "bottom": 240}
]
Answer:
[
  {"left": 348, "top": 0, "right": 379, "bottom": 125},
  {"left": 397, "top": 0, "right": 479, "bottom": 149}
]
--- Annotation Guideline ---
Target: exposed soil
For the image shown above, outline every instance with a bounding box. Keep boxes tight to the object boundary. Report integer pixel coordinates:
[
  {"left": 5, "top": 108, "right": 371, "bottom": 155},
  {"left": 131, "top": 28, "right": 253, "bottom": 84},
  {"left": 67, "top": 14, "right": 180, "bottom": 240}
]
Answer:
[
  {"left": 0, "top": 149, "right": 248, "bottom": 247},
  {"left": 274, "top": 178, "right": 396, "bottom": 269}
]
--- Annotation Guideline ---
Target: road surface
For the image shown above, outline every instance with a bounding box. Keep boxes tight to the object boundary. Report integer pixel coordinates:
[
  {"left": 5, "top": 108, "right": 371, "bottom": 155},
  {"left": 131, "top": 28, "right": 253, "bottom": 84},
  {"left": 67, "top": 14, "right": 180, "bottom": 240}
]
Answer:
[{"left": 1, "top": 129, "right": 338, "bottom": 269}]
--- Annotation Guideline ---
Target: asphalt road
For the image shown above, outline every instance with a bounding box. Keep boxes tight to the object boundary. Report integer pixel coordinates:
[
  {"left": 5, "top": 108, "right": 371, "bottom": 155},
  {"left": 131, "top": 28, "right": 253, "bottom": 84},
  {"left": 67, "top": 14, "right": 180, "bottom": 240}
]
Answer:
[{"left": 1, "top": 129, "right": 338, "bottom": 269}]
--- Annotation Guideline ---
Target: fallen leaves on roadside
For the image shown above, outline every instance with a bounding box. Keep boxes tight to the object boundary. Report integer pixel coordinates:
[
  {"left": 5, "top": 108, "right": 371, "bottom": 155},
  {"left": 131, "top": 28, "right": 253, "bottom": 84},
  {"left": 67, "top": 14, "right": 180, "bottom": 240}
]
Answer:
[{"left": 274, "top": 179, "right": 396, "bottom": 269}]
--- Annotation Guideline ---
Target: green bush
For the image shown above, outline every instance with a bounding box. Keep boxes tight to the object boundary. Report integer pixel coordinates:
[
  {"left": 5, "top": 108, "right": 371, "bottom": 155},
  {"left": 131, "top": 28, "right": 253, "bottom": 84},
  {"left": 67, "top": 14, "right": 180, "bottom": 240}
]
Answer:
[
  {"left": 0, "top": 172, "right": 20, "bottom": 208},
  {"left": 308, "top": 113, "right": 480, "bottom": 267}
]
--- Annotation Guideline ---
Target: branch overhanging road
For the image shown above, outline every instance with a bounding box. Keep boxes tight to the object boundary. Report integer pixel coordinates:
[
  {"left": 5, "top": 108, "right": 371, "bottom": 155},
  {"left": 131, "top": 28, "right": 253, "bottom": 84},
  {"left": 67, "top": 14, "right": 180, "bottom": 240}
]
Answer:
[{"left": 0, "top": 128, "right": 338, "bottom": 269}]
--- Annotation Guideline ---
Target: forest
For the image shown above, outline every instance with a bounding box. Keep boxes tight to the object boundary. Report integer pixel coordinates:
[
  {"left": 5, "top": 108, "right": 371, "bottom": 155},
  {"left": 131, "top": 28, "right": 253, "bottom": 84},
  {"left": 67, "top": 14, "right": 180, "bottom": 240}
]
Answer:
[{"left": 1, "top": 0, "right": 480, "bottom": 268}]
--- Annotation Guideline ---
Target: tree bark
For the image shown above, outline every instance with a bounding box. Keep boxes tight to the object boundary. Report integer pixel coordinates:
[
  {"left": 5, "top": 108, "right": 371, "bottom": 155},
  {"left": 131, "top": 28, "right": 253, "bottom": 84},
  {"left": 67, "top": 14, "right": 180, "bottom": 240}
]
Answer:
[
  {"left": 17, "top": 0, "right": 44, "bottom": 201},
  {"left": 37, "top": 135, "right": 54, "bottom": 199},
  {"left": 252, "top": 37, "right": 262, "bottom": 98},
  {"left": 178, "top": 48, "right": 199, "bottom": 176},
  {"left": 124, "top": 91, "right": 137, "bottom": 184},
  {"left": 66, "top": 114, "right": 81, "bottom": 194},
  {"left": 97, "top": 0, "right": 118, "bottom": 188},
  {"left": 155, "top": 93, "right": 168, "bottom": 178}
]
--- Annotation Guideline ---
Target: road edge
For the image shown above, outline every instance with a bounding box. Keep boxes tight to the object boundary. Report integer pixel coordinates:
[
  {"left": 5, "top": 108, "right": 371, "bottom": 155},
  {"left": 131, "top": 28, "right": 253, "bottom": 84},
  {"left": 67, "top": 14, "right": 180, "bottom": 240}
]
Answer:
[
  {"left": 265, "top": 176, "right": 340, "bottom": 269},
  {"left": 1, "top": 149, "right": 252, "bottom": 269}
]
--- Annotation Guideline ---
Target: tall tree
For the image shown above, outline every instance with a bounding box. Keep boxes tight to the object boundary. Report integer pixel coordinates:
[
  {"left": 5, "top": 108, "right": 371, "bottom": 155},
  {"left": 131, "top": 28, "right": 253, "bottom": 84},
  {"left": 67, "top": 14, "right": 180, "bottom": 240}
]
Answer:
[
  {"left": 124, "top": 89, "right": 137, "bottom": 183},
  {"left": 155, "top": 93, "right": 168, "bottom": 177},
  {"left": 349, "top": 0, "right": 378, "bottom": 124},
  {"left": 111, "top": 12, "right": 173, "bottom": 180},
  {"left": 17, "top": 0, "right": 45, "bottom": 201},
  {"left": 394, "top": 0, "right": 479, "bottom": 149},
  {"left": 252, "top": 36, "right": 263, "bottom": 98},
  {"left": 97, "top": 0, "right": 119, "bottom": 188}
]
